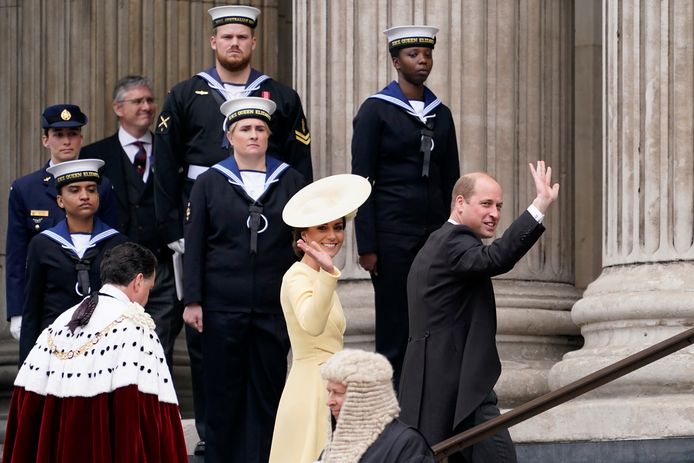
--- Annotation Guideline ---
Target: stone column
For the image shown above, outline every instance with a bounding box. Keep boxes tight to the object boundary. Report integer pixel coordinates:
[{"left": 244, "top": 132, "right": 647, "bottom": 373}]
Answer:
[
  {"left": 294, "top": 0, "right": 581, "bottom": 401},
  {"left": 521, "top": 0, "right": 694, "bottom": 442}
]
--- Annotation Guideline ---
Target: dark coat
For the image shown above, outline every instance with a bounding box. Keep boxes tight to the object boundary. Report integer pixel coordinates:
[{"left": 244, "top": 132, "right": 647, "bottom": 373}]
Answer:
[
  {"left": 154, "top": 68, "right": 312, "bottom": 243},
  {"left": 80, "top": 132, "right": 169, "bottom": 259},
  {"left": 183, "top": 155, "right": 305, "bottom": 313},
  {"left": 398, "top": 213, "right": 545, "bottom": 445},
  {"left": 5, "top": 164, "right": 118, "bottom": 319},
  {"left": 351, "top": 84, "right": 460, "bottom": 254},
  {"left": 18, "top": 218, "right": 126, "bottom": 364},
  {"left": 359, "top": 419, "right": 435, "bottom": 463}
]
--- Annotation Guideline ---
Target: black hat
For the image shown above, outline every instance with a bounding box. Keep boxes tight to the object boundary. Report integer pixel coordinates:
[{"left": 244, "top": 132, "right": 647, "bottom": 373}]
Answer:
[{"left": 40, "top": 104, "right": 88, "bottom": 129}]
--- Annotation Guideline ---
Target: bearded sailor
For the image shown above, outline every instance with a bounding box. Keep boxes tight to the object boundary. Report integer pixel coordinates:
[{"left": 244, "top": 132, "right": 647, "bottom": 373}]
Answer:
[
  {"left": 351, "top": 25, "right": 461, "bottom": 388},
  {"left": 153, "top": 9, "right": 311, "bottom": 453},
  {"left": 18, "top": 159, "right": 127, "bottom": 365}
]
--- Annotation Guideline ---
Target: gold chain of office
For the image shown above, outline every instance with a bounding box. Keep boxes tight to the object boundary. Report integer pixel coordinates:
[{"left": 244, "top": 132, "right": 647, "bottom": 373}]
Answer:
[{"left": 46, "top": 315, "right": 128, "bottom": 360}]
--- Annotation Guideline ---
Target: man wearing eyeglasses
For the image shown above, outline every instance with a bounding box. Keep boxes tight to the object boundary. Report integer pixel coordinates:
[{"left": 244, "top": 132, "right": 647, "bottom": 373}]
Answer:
[{"left": 81, "top": 75, "right": 183, "bottom": 371}]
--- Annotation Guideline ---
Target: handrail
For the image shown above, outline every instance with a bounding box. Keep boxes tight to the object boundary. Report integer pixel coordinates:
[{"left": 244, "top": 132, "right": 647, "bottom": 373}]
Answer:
[{"left": 432, "top": 326, "right": 694, "bottom": 460}]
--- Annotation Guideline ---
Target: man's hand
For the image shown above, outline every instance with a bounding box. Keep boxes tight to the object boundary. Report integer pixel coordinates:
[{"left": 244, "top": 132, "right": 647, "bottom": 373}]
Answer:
[
  {"left": 9, "top": 316, "right": 21, "bottom": 340},
  {"left": 359, "top": 253, "right": 378, "bottom": 276},
  {"left": 529, "top": 160, "right": 560, "bottom": 214},
  {"left": 167, "top": 238, "right": 185, "bottom": 254},
  {"left": 183, "top": 303, "right": 203, "bottom": 333}
]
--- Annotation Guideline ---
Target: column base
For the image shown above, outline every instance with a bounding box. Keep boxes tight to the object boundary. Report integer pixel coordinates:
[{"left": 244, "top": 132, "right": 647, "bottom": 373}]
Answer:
[
  {"left": 516, "top": 436, "right": 694, "bottom": 463},
  {"left": 511, "top": 394, "right": 694, "bottom": 442}
]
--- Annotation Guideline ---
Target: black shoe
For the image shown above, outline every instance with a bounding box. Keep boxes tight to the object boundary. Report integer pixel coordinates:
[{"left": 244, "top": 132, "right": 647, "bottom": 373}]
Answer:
[{"left": 194, "top": 440, "right": 205, "bottom": 456}]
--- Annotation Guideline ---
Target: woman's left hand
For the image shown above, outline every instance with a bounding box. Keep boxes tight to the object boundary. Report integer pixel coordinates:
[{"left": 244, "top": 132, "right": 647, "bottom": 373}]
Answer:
[{"left": 297, "top": 239, "right": 335, "bottom": 274}]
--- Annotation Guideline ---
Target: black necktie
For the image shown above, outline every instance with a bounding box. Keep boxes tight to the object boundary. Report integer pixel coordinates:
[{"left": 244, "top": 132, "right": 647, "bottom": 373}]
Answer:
[{"left": 133, "top": 141, "right": 147, "bottom": 176}]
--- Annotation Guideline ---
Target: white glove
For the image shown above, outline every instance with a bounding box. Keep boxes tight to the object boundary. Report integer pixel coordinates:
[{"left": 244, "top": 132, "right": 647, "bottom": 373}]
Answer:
[
  {"left": 10, "top": 316, "right": 21, "bottom": 341},
  {"left": 167, "top": 238, "right": 185, "bottom": 254}
]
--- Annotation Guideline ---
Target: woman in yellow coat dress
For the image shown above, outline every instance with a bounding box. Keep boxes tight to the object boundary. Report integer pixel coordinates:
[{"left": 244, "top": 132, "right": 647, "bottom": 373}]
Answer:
[{"left": 269, "top": 174, "right": 371, "bottom": 463}]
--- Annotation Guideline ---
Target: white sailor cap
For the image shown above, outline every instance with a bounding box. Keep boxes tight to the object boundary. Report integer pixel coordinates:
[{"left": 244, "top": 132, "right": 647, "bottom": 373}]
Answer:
[
  {"left": 220, "top": 96, "right": 276, "bottom": 131},
  {"left": 208, "top": 5, "right": 261, "bottom": 29},
  {"left": 47, "top": 159, "right": 105, "bottom": 189},
  {"left": 384, "top": 25, "right": 439, "bottom": 52}
]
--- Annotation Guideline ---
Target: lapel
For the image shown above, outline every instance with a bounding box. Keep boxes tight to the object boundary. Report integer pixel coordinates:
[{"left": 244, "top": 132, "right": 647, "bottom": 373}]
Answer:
[{"left": 41, "top": 162, "right": 58, "bottom": 201}]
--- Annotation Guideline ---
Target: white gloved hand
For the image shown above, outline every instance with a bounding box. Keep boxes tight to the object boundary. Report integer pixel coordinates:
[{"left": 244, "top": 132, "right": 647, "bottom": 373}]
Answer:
[
  {"left": 10, "top": 315, "right": 21, "bottom": 341},
  {"left": 167, "top": 238, "right": 185, "bottom": 254}
]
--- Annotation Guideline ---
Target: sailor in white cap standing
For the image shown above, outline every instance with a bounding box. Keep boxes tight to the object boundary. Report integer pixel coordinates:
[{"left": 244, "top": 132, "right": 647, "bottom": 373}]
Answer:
[
  {"left": 351, "top": 25, "right": 460, "bottom": 389},
  {"left": 153, "top": 8, "right": 312, "bottom": 453},
  {"left": 18, "top": 159, "right": 126, "bottom": 365},
  {"left": 182, "top": 96, "right": 305, "bottom": 462}
]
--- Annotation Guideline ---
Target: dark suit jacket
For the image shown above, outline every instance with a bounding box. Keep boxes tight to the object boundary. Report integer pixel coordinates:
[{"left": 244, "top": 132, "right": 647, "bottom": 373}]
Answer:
[
  {"left": 81, "top": 132, "right": 168, "bottom": 258},
  {"left": 398, "top": 212, "right": 545, "bottom": 446}
]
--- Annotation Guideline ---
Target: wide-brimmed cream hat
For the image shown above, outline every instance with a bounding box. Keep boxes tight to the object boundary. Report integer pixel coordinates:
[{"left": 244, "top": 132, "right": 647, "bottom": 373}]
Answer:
[{"left": 282, "top": 174, "right": 371, "bottom": 228}]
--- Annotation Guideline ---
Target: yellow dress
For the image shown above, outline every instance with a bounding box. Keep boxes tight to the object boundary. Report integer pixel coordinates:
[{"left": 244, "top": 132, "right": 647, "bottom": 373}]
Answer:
[{"left": 269, "top": 262, "right": 346, "bottom": 463}]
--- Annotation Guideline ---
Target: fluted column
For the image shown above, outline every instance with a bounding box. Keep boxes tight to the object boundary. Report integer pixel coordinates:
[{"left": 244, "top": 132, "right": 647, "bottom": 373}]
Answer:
[
  {"left": 294, "top": 0, "right": 580, "bottom": 401},
  {"left": 526, "top": 0, "right": 694, "bottom": 442}
]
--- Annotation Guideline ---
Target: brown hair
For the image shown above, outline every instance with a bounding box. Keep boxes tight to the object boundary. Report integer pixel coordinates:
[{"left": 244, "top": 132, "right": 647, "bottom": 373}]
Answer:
[{"left": 290, "top": 217, "right": 347, "bottom": 259}]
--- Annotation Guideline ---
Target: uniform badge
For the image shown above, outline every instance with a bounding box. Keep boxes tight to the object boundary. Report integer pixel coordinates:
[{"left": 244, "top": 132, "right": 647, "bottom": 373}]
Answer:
[
  {"left": 185, "top": 202, "right": 191, "bottom": 223},
  {"left": 30, "top": 210, "right": 49, "bottom": 217},
  {"left": 156, "top": 113, "right": 171, "bottom": 134},
  {"left": 43, "top": 176, "right": 51, "bottom": 182},
  {"left": 195, "top": 90, "right": 209, "bottom": 95},
  {"left": 60, "top": 109, "right": 72, "bottom": 120},
  {"left": 294, "top": 117, "right": 311, "bottom": 146}
]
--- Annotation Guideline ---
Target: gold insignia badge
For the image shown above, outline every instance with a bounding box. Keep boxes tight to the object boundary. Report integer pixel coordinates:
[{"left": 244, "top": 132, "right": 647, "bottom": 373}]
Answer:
[
  {"left": 60, "top": 109, "right": 72, "bottom": 121},
  {"left": 295, "top": 130, "right": 311, "bottom": 146},
  {"left": 195, "top": 90, "right": 209, "bottom": 95},
  {"left": 156, "top": 114, "right": 171, "bottom": 134},
  {"left": 185, "top": 203, "right": 191, "bottom": 222},
  {"left": 30, "top": 210, "right": 49, "bottom": 217},
  {"left": 295, "top": 117, "right": 311, "bottom": 145}
]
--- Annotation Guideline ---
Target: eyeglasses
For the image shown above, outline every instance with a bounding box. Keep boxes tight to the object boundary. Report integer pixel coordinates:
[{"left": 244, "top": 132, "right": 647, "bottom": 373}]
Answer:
[{"left": 120, "top": 97, "right": 156, "bottom": 106}]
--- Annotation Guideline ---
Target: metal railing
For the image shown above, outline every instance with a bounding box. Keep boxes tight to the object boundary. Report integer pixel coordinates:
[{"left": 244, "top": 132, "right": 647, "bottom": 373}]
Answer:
[{"left": 432, "top": 326, "right": 694, "bottom": 461}]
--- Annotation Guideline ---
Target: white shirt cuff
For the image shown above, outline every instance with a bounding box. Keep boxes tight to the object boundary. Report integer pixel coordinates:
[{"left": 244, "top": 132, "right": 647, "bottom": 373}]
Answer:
[{"left": 527, "top": 204, "right": 545, "bottom": 223}]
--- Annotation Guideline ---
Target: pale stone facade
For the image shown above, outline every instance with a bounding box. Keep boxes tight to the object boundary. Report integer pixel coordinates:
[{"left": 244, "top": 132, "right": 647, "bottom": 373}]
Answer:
[
  {"left": 0, "top": 0, "right": 691, "bottom": 448},
  {"left": 516, "top": 0, "right": 694, "bottom": 442}
]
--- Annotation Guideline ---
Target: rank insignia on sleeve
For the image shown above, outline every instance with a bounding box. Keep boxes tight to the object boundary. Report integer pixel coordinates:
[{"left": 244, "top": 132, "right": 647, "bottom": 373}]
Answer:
[
  {"left": 294, "top": 117, "right": 311, "bottom": 146},
  {"left": 195, "top": 90, "right": 209, "bottom": 95},
  {"left": 185, "top": 202, "right": 191, "bottom": 223},
  {"left": 156, "top": 113, "right": 171, "bottom": 134}
]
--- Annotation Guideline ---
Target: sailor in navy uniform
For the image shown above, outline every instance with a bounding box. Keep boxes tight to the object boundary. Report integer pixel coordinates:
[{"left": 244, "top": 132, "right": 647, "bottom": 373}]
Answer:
[
  {"left": 182, "top": 97, "right": 304, "bottom": 463},
  {"left": 18, "top": 159, "right": 126, "bottom": 365},
  {"left": 154, "top": 5, "right": 312, "bottom": 248},
  {"left": 5, "top": 104, "right": 117, "bottom": 341},
  {"left": 351, "top": 26, "right": 460, "bottom": 389},
  {"left": 153, "top": 7, "right": 311, "bottom": 453}
]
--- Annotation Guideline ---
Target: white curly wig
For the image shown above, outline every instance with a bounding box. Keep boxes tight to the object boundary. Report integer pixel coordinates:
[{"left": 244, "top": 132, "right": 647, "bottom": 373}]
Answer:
[{"left": 319, "top": 349, "right": 400, "bottom": 462}]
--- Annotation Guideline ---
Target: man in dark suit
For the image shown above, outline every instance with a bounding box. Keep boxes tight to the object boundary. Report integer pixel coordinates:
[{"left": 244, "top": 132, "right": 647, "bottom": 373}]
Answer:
[
  {"left": 399, "top": 161, "right": 560, "bottom": 462},
  {"left": 5, "top": 104, "right": 117, "bottom": 341},
  {"left": 81, "top": 75, "right": 183, "bottom": 368}
]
